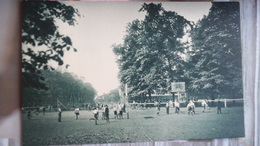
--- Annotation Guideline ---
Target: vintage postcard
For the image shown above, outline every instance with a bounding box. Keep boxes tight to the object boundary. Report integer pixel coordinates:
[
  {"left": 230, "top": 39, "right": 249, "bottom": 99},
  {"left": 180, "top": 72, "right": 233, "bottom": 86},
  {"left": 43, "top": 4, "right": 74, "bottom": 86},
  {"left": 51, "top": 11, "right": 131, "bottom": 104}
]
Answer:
[{"left": 22, "top": 1, "right": 244, "bottom": 145}]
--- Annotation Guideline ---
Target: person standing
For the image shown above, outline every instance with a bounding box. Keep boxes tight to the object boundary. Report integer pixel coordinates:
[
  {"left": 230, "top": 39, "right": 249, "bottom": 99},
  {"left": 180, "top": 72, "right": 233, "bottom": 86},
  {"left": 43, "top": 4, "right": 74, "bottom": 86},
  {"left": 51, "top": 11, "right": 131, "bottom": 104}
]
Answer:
[
  {"left": 104, "top": 105, "right": 109, "bottom": 122},
  {"left": 42, "top": 106, "right": 45, "bottom": 115},
  {"left": 74, "top": 108, "right": 80, "bottom": 120},
  {"left": 190, "top": 100, "right": 196, "bottom": 114},
  {"left": 217, "top": 99, "right": 222, "bottom": 114},
  {"left": 58, "top": 108, "right": 62, "bottom": 122},
  {"left": 201, "top": 99, "right": 210, "bottom": 112},
  {"left": 155, "top": 100, "right": 161, "bottom": 115},
  {"left": 27, "top": 110, "right": 32, "bottom": 120},
  {"left": 36, "top": 106, "right": 39, "bottom": 115},
  {"left": 166, "top": 101, "right": 170, "bottom": 114},
  {"left": 113, "top": 106, "right": 117, "bottom": 119},
  {"left": 118, "top": 103, "right": 123, "bottom": 119},
  {"left": 175, "top": 100, "right": 180, "bottom": 114},
  {"left": 169, "top": 100, "right": 174, "bottom": 108},
  {"left": 93, "top": 107, "right": 99, "bottom": 125},
  {"left": 201, "top": 99, "right": 207, "bottom": 113},
  {"left": 187, "top": 101, "right": 194, "bottom": 115}
]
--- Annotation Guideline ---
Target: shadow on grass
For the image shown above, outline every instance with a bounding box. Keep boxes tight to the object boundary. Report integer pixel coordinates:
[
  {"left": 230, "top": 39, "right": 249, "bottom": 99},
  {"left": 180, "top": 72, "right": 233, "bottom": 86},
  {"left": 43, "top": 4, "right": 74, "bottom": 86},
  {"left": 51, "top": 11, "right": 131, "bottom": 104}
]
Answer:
[{"left": 143, "top": 116, "right": 154, "bottom": 119}]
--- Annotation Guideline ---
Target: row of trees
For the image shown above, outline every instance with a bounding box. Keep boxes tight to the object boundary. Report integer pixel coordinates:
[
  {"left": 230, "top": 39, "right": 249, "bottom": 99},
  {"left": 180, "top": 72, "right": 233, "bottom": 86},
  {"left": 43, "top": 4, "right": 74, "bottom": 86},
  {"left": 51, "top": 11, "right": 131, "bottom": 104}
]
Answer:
[
  {"left": 113, "top": 2, "right": 242, "bottom": 101},
  {"left": 21, "top": 2, "right": 97, "bottom": 108},
  {"left": 95, "top": 89, "right": 121, "bottom": 104},
  {"left": 23, "top": 70, "right": 97, "bottom": 108}
]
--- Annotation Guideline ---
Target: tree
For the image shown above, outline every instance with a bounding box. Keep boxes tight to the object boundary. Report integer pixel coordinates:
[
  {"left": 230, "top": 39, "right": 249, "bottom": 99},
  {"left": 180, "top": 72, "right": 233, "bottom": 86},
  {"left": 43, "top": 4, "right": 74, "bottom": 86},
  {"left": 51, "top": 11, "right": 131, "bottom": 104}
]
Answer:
[
  {"left": 23, "top": 69, "right": 97, "bottom": 107},
  {"left": 189, "top": 2, "right": 242, "bottom": 99},
  {"left": 22, "top": 1, "right": 79, "bottom": 90},
  {"left": 96, "top": 89, "right": 121, "bottom": 103},
  {"left": 113, "top": 3, "right": 191, "bottom": 99},
  {"left": 44, "top": 70, "right": 96, "bottom": 107}
]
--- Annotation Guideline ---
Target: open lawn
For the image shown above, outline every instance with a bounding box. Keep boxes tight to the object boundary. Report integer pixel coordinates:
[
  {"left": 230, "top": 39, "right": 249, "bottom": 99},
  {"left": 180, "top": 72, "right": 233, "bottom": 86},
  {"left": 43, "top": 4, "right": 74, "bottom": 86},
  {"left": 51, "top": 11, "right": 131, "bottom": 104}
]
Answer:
[{"left": 22, "top": 107, "right": 244, "bottom": 145}]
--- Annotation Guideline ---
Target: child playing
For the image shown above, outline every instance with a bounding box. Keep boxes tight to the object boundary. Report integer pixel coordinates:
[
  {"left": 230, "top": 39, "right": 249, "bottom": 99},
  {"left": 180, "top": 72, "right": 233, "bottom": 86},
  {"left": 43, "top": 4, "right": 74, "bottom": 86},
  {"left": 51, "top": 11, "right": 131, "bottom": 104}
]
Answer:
[
  {"left": 93, "top": 108, "right": 99, "bottom": 125},
  {"left": 74, "top": 108, "right": 80, "bottom": 120}
]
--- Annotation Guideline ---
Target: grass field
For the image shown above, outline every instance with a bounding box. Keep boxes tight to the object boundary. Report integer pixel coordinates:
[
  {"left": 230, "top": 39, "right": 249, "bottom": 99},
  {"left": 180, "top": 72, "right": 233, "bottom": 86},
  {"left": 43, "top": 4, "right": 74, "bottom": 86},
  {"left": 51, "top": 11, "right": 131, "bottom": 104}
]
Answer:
[{"left": 22, "top": 106, "right": 245, "bottom": 145}]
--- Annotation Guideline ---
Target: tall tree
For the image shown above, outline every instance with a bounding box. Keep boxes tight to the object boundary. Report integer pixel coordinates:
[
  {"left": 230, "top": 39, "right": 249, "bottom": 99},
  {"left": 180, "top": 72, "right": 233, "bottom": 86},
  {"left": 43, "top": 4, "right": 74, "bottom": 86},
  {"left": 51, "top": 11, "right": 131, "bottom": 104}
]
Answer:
[
  {"left": 189, "top": 2, "right": 242, "bottom": 99},
  {"left": 113, "top": 3, "right": 191, "bottom": 99},
  {"left": 22, "top": 1, "right": 79, "bottom": 90}
]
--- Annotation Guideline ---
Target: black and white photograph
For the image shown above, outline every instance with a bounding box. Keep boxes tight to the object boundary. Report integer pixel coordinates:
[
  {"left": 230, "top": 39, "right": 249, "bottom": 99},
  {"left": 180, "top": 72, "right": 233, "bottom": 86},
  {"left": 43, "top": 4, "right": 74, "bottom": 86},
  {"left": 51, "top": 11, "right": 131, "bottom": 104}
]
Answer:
[{"left": 21, "top": 1, "right": 245, "bottom": 145}]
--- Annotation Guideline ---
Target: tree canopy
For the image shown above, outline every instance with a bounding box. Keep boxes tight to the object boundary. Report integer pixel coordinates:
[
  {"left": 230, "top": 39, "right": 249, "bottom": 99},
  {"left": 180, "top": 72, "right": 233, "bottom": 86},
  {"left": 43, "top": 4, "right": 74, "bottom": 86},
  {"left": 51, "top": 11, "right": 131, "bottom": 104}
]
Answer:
[
  {"left": 95, "top": 89, "right": 121, "bottom": 103},
  {"left": 23, "top": 70, "right": 97, "bottom": 107},
  {"left": 114, "top": 2, "right": 242, "bottom": 100},
  {"left": 189, "top": 2, "right": 242, "bottom": 99},
  {"left": 22, "top": 1, "right": 80, "bottom": 90},
  {"left": 113, "top": 3, "right": 191, "bottom": 98}
]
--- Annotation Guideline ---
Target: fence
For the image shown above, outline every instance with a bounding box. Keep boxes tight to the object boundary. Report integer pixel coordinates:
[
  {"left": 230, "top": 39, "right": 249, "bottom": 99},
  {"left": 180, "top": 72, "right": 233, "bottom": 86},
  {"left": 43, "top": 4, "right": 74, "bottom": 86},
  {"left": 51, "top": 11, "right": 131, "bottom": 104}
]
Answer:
[{"left": 128, "top": 98, "right": 244, "bottom": 108}]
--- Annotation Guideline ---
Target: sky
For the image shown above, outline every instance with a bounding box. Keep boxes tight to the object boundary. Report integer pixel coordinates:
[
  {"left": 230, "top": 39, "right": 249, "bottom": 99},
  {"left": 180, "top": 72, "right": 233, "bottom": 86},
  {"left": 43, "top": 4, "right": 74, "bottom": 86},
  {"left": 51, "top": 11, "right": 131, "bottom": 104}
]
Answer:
[{"left": 56, "top": 2, "right": 212, "bottom": 96}]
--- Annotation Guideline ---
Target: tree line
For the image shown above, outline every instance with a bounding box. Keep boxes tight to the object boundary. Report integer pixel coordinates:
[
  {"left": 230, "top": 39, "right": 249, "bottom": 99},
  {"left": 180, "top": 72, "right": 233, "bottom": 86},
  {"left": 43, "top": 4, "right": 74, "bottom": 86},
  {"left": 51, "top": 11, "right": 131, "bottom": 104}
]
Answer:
[
  {"left": 22, "top": 69, "right": 97, "bottom": 108},
  {"left": 22, "top": 1, "right": 97, "bottom": 108},
  {"left": 113, "top": 2, "right": 242, "bottom": 101}
]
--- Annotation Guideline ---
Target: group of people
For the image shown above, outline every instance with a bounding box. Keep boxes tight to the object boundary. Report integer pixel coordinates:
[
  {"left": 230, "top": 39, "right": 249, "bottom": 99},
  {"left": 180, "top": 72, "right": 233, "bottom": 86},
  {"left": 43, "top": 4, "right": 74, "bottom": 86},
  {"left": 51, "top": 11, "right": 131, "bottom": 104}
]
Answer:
[
  {"left": 26, "top": 99, "right": 222, "bottom": 123},
  {"left": 155, "top": 100, "right": 181, "bottom": 115},
  {"left": 91, "top": 103, "right": 128, "bottom": 125},
  {"left": 153, "top": 99, "right": 218, "bottom": 116},
  {"left": 26, "top": 106, "right": 46, "bottom": 120},
  {"left": 92, "top": 105, "right": 110, "bottom": 125},
  {"left": 68, "top": 102, "right": 127, "bottom": 125}
]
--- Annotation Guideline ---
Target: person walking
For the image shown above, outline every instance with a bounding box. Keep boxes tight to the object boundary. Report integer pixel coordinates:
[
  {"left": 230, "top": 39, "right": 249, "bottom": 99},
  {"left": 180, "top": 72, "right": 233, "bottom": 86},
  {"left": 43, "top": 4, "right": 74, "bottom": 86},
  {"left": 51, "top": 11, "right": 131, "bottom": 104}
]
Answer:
[{"left": 201, "top": 99, "right": 210, "bottom": 112}]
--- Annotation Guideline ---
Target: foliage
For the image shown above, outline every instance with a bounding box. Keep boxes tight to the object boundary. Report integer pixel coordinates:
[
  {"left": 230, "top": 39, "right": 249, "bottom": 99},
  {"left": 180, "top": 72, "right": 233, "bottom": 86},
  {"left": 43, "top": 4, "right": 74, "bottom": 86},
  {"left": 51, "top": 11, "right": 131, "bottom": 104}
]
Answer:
[
  {"left": 22, "top": 70, "right": 97, "bottom": 107},
  {"left": 189, "top": 2, "right": 242, "bottom": 98},
  {"left": 22, "top": 1, "right": 80, "bottom": 90},
  {"left": 113, "top": 3, "right": 191, "bottom": 97},
  {"left": 96, "top": 89, "right": 121, "bottom": 103}
]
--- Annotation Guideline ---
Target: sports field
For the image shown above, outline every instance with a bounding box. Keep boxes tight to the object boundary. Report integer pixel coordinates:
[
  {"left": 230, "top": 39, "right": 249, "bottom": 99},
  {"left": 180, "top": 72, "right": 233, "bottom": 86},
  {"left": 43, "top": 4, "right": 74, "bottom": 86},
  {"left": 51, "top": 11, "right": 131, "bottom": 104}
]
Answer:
[{"left": 22, "top": 107, "right": 244, "bottom": 145}]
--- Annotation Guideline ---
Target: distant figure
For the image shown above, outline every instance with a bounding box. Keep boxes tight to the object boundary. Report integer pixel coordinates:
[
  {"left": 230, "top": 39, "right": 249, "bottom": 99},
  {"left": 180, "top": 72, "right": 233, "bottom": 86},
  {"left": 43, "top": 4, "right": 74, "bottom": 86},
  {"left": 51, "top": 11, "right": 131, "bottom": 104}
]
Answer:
[
  {"left": 36, "top": 106, "right": 39, "bottom": 115},
  {"left": 74, "top": 108, "right": 80, "bottom": 120},
  {"left": 117, "top": 103, "right": 123, "bottom": 119},
  {"left": 187, "top": 101, "right": 195, "bottom": 115},
  {"left": 113, "top": 106, "right": 117, "bottom": 119},
  {"left": 144, "top": 101, "right": 147, "bottom": 109},
  {"left": 166, "top": 101, "right": 170, "bottom": 114},
  {"left": 122, "top": 103, "right": 126, "bottom": 112},
  {"left": 217, "top": 99, "right": 222, "bottom": 114},
  {"left": 155, "top": 101, "right": 160, "bottom": 115},
  {"left": 42, "top": 106, "right": 45, "bottom": 115},
  {"left": 58, "top": 108, "right": 62, "bottom": 122},
  {"left": 191, "top": 100, "right": 196, "bottom": 114},
  {"left": 201, "top": 99, "right": 209, "bottom": 112},
  {"left": 92, "top": 108, "right": 99, "bottom": 125},
  {"left": 27, "top": 110, "right": 32, "bottom": 120},
  {"left": 102, "top": 106, "right": 106, "bottom": 120},
  {"left": 104, "top": 105, "right": 109, "bottom": 122},
  {"left": 169, "top": 100, "right": 174, "bottom": 108},
  {"left": 133, "top": 100, "right": 136, "bottom": 109},
  {"left": 174, "top": 100, "right": 180, "bottom": 114}
]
